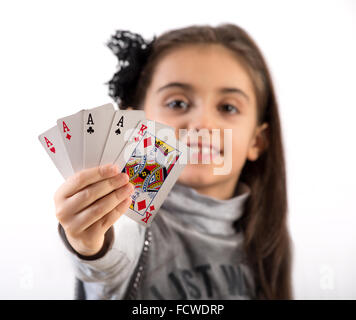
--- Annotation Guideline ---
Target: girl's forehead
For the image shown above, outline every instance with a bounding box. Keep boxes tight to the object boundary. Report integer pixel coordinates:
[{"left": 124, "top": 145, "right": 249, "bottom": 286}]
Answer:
[{"left": 150, "top": 44, "right": 254, "bottom": 93}]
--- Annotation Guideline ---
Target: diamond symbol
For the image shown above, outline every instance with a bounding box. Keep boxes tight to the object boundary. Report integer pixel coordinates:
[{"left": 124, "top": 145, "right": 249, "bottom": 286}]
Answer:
[
  {"left": 137, "top": 199, "right": 147, "bottom": 211},
  {"left": 66, "top": 133, "right": 71, "bottom": 140},
  {"left": 144, "top": 137, "right": 152, "bottom": 148}
]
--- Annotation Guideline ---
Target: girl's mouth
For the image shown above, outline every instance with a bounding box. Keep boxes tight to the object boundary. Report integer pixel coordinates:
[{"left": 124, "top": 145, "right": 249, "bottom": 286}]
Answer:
[{"left": 187, "top": 141, "right": 222, "bottom": 163}]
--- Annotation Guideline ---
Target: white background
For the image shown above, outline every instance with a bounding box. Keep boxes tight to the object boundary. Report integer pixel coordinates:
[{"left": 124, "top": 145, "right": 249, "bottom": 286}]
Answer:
[{"left": 0, "top": 0, "right": 355, "bottom": 299}]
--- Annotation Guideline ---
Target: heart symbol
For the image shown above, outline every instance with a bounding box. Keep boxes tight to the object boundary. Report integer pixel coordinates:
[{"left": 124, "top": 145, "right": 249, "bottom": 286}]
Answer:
[
  {"left": 66, "top": 133, "right": 71, "bottom": 140},
  {"left": 50, "top": 147, "right": 56, "bottom": 153}
]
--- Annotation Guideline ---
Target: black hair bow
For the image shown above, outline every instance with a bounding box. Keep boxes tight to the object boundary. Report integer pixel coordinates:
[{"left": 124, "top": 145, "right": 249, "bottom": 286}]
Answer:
[{"left": 107, "top": 30, "right": 155, "bottom": 107}]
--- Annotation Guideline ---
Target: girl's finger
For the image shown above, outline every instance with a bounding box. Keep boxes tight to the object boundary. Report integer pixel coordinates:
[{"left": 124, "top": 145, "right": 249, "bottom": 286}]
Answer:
[
  {"left": 65, "top": 172, "right": 129, "bottom": 215},
  {"left": 73, "top": 183, "right": 134, "bottom": 233},
  {"left": 97, "top": 196, "right": 132, "bottom": 233},
  {"left": 55, "top": 164, "right": 119, "bottom": 200}
]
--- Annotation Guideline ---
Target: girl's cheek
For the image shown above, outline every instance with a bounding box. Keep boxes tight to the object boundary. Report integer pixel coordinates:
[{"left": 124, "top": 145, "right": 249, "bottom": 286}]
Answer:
[
  {"left": 144, "top": 106, "right": 161, "bottom": 122},
  {"left": 229, "top": 132, "right": 251, "bottom": 163}
]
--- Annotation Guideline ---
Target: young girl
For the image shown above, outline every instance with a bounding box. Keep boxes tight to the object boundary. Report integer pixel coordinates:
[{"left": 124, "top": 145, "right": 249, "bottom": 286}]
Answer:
[{"left": 54, "top": 24, "right": 293, "bottom": 300}]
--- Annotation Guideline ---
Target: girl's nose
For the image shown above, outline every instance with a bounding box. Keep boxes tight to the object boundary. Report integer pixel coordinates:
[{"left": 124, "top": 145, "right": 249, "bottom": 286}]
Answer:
[{"left": 186, "top": 107, "right": 215, "bottom": 132}]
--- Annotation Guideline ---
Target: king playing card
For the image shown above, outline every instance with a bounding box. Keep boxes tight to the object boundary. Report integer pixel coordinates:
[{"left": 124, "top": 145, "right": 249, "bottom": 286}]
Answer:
[{"left": 115, "top": 120, "right": 188, "bottom": 226}]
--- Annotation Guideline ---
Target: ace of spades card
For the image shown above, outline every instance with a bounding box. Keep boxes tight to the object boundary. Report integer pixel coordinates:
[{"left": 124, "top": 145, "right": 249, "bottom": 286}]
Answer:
[
  {"left": 115, "top": 120, "right": 188, "bottom": 226},
  {"left": 100, "top": 109, "right": 146, "bottom": 165}
]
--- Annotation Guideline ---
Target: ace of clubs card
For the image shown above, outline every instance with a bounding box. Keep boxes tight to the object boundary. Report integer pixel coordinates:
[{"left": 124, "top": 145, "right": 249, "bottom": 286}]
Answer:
[{"left": 83, "top": 103, "right": 116, "bottom": 169}]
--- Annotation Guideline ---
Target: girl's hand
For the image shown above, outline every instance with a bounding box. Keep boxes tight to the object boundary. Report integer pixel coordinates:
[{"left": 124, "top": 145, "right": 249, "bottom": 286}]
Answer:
[{"left": 54, "top": 164, "right": 134, "bottom": 257}]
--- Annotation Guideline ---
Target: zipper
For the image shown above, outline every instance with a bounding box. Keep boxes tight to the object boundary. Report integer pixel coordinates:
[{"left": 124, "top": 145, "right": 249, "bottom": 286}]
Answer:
[{"left": 126, "top": 227, "right": 152, "bottom": 299}]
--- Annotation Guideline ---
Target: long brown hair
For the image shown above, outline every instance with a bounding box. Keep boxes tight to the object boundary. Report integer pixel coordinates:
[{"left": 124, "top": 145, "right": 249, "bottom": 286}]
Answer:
[{"left": 109, "top": 24, "right": 293, "bottom": 299}]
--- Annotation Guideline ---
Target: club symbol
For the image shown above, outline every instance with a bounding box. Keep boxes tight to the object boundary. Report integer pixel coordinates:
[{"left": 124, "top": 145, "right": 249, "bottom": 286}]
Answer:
[{"left": 87, "top": 126, "right": 94, "bottom": 134}]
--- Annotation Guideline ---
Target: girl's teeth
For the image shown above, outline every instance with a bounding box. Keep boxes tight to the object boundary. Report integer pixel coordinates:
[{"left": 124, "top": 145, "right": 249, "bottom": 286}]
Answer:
[{"left": 190, "top": 146, "right": 219, "bottom": 155}]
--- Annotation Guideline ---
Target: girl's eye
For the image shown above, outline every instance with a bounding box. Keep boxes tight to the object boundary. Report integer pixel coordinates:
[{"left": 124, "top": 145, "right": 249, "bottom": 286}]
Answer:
[
  {"left": 165, "top": 100, "right": 189, "bottom": 111},
  {"left": 219, "top": 104, "right": 239, "bottom": 114}
]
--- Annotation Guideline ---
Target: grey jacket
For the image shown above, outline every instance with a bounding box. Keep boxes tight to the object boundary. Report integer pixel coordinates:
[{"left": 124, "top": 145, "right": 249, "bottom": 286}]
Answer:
[{"left": 59, "top": 181, "right": 256, "bottom": 300}]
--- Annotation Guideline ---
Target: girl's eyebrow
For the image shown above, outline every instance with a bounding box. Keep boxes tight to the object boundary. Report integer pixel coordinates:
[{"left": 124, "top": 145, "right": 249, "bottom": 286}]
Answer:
[
  {"left": 156, "top": 82, "right": 249, "bottom": 101},
  {"left": 219, "top": 87, "right": 249, "bottom": 101},
  {"left": 157, "top": 82, "right": 192, "bottom": 93}
]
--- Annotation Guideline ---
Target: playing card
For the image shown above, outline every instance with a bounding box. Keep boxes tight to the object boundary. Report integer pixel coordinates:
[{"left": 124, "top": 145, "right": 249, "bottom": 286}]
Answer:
[
  {"left": 100, "top": 109, "right": 146, "bottom": 165},
  {"left": 115, "top": 120, "right": 189, "bottom": 226},
  {"left": 57, "top": 110, "right": 84, "bottom": 173},
  {"left": 38, "top": 125, "right": 74, "bottom": 179},
  {"left": 83, "top": 103, "right": 116, "bottom": 169}
]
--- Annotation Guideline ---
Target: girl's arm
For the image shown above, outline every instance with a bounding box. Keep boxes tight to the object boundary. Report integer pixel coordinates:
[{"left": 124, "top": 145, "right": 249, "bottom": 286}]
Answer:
[
  {"left": 53, "top": 164, "right": 143, "bottom": 299},
  {"left": 59, "top": 215, "right": 145, "bottom": 299}
]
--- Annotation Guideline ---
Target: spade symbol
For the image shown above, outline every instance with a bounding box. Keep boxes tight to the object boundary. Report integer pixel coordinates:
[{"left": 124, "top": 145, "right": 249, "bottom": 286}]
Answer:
[
  {"left": 87, "top": 126, "right": 94, "bottom": 134},
  {"left": 115, "top": 116, "right": 124, "bottom": 135}
]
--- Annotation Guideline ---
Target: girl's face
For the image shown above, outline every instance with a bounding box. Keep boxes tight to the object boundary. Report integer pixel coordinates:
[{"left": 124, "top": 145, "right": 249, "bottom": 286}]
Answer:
[{"left": 142, "top": 44, "right": 268, "bottom": 199}]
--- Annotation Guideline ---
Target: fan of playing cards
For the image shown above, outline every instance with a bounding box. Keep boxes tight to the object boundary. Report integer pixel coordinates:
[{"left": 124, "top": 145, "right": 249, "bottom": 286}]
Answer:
[{"left": 38, "top": 103, "right": 188, "bottom": 226}]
